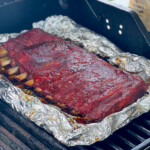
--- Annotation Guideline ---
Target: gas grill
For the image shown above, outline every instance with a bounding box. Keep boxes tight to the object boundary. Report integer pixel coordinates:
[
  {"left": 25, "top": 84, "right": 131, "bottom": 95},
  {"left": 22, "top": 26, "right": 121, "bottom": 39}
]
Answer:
[
  {"left": 0, "top": 100, "right": 150, "bottom": 150},
  {"left": 0, "top": 0, "right": 150, "bottom": 149}
]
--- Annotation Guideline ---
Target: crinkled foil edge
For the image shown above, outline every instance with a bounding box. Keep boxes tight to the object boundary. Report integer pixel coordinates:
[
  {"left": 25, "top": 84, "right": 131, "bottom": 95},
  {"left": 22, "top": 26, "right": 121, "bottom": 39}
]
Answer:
[{"left": 0, "top": 15, "right": 149, "bottom": 146}]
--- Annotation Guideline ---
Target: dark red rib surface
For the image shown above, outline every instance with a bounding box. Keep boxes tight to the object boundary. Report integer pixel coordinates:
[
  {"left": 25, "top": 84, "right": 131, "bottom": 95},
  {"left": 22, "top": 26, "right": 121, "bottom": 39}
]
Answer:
[{"left": 1, "top": 28, "right": 147, "bottom": 121}]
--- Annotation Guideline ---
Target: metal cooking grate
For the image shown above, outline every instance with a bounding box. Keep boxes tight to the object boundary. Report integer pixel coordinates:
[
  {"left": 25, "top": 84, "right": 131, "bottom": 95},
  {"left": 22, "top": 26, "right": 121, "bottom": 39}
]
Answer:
[{"left": 0, "top": 100, "right": 150, "bottom": 150}]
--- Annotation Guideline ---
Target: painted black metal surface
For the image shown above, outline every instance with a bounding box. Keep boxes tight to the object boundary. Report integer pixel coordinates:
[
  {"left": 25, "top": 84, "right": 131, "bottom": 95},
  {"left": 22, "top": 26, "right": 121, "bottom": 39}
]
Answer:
[
  {"left": 82, "top": 0, "right": 150, "bottom": 57},
  {"left": 0, "top": 0, "right": 150, "bottom": 58}
]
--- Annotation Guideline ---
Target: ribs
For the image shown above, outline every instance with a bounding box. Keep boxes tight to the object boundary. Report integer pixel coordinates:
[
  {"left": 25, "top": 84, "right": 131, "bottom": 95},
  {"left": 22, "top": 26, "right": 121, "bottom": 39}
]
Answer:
[{"left": 0, "top": 28, "right": 147, "bottom": 122}]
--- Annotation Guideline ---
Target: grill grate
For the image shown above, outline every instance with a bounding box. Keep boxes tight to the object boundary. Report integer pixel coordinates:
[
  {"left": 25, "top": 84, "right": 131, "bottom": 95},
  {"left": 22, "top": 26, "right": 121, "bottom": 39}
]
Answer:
[
  {"left": 0, "top": 100, "right": 150, "bottom": 150},
  {"left": 0, "top": 125, "right": 30, "bottom": 150}
]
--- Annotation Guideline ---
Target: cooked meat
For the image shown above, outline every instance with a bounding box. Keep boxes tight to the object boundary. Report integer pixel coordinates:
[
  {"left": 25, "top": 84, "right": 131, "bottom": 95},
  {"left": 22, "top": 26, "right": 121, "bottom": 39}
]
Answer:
[{"left": 0, "top": 28, "right": 147, "bottom": 121}]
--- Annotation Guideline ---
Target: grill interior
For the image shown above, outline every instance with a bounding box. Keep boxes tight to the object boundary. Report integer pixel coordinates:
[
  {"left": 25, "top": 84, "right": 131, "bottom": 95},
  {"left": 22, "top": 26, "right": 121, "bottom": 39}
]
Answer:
[
  {"left": 0, "top": 100, "right": 150, "bottom": 150},
  {"left": 0, "top": 0, "right": 150, "bottom": 150}
]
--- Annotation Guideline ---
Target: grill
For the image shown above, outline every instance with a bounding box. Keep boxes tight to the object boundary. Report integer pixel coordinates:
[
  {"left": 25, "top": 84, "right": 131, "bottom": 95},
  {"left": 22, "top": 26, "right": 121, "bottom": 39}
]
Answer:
[
  {"left": 0, "top": 0, "right": 150, "bottom": 149},
  {"left": 0, "top": 100, "right": 150, "bottom": 150}
]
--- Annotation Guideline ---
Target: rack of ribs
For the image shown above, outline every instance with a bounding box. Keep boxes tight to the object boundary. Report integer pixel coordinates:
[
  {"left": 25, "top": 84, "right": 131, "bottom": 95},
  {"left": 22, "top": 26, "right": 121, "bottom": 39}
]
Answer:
[{"left": 0, "top": 28, "right": 147, "bottom": 122}]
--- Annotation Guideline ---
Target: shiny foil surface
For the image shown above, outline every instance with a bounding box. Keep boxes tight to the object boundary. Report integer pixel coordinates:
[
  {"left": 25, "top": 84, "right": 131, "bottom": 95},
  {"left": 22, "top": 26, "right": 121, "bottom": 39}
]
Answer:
[{"left": 0, "top": 15, "right": 149, "bottom": 146}]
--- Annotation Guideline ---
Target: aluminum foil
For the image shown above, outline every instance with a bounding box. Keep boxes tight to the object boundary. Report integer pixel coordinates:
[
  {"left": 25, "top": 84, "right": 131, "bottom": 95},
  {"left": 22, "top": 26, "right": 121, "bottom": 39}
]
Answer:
[
  {"left": 0, "top": 15, "right": 150, "bottom": 146},
  {"left": 33, "top": 16, "right": 122, "bottom": 58},
  {"left": 33, "top": 15, "right": 150, "bottom": 82}
]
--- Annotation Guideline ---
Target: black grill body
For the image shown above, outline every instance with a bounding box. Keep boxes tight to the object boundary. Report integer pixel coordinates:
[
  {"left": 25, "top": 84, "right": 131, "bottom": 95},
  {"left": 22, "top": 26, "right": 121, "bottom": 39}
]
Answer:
[{"left": 0, "top": 0, "right": 150, "bottom": 149}]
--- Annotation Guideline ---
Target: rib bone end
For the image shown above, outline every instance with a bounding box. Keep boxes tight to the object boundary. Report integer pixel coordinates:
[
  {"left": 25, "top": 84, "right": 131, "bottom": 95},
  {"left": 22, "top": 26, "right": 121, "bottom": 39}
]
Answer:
[
  {"left": 0, "top": 47, "right": 8, "bottom": 58},
  {"left": 57, "top": 103, "right": 66, "bottom": 108},
  {"left": 7, "top": 67, "right": 19, "bottom": 76},
  {"left": 24, "top": 79, "right": 34, "bottom": 87},
  {"left": 71, "top": 110, "right": 80, "bottom": 115},
  {"left": 15, "top": 72, "right": 27, "bottom": 81},
  {"left": 45, "top": 95, "right": 53, "bottom": 100},
  {"left": 0, "top": 59, "right": 11, "bottom": 67},
  {"left": 34, "top": 87, "right": 42, "bottom": 93}
]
